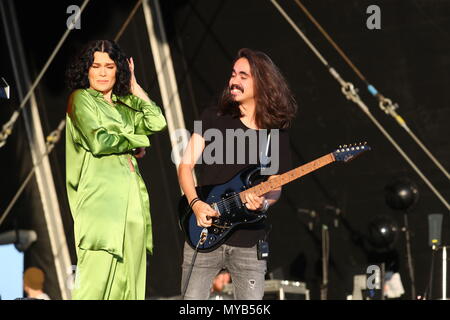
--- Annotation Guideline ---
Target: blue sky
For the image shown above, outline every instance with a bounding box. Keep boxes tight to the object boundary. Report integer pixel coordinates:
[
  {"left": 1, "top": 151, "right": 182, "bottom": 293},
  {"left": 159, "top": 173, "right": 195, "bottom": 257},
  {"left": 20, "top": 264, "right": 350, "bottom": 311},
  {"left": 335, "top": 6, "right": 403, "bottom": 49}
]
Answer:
[{"left": 0, "top": 244, "right": 23, "bottom": 300}]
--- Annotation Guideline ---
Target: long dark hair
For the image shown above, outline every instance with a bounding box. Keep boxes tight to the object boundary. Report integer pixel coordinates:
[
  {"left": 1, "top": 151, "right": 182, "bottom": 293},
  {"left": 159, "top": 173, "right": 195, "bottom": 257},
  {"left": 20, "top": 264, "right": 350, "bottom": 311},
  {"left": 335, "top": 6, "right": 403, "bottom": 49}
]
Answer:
[
  {"left": 66, "top": 40, "right": 131, "bottom": 96},
  {"left": 218, "top": 48, "right": 298, "bottom": 129}
]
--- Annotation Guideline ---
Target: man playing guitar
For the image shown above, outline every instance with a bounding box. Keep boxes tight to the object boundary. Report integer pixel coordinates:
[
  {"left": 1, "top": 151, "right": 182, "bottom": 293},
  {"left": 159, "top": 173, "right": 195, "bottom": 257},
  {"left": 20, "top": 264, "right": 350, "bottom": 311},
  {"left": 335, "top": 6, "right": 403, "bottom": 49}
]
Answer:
[{"left": 178, "top": 48, "right": 297, "bottom": 300}]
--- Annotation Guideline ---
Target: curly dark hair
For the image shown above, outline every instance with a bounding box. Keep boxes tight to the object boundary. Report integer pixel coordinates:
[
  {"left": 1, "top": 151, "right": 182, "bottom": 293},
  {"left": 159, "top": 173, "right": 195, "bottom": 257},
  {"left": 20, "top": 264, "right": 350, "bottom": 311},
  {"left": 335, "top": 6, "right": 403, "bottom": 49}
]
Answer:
[
  {"left": 66, "top": 40, "right": 131, "bottom": 96},
  {"left": 218, "top": 48, "right": 298, "bottom": 129}
]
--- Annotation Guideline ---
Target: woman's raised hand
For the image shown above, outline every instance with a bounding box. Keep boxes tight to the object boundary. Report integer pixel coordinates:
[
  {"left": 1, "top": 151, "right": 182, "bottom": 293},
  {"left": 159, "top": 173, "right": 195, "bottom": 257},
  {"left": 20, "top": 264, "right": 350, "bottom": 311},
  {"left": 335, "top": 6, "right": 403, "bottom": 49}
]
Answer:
[{"left": 128, "top": 57, "right": 138, "bottom": 92}]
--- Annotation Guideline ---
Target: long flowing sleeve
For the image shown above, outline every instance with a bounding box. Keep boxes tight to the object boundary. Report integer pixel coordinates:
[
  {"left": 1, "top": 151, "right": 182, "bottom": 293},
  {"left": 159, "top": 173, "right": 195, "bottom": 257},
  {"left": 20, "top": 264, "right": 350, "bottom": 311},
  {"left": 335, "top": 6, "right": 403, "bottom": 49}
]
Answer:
[
  {"left": 118, "top": 94, "right": 167, "bottom": 135},
  {"left": 68, "top": 90, "right": 150, "bottom": 156}
]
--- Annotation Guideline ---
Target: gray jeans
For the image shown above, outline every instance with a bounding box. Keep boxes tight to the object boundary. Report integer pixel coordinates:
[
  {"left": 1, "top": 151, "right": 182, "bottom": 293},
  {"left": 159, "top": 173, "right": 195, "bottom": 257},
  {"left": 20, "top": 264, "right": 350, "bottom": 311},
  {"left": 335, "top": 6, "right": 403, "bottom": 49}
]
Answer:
[{"left": 181, "top": 242, "right": 267, "bottom": 300}]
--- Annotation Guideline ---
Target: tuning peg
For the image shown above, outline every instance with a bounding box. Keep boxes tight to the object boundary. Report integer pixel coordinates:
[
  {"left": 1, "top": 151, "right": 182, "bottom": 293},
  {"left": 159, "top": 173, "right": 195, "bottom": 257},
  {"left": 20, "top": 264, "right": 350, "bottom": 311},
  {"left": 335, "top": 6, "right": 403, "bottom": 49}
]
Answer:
[{"left": 343, "top": 144, "right": 347, "bottom": 148}]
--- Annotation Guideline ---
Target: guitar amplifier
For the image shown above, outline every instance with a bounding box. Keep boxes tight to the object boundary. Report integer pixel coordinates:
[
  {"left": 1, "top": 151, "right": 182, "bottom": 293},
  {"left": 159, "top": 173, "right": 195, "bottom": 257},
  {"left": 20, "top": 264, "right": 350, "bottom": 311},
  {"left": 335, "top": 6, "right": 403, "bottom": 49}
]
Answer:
[{"left": 263, "top": 280, "right": 310, "bottom": 300}]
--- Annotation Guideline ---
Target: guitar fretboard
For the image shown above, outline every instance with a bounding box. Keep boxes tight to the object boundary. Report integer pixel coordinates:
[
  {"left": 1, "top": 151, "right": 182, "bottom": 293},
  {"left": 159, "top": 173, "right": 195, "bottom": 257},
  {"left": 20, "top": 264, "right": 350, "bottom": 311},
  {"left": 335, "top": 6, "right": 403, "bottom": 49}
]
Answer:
[{"left": 239, "top": 153, "right": 335, "bottom": 201}]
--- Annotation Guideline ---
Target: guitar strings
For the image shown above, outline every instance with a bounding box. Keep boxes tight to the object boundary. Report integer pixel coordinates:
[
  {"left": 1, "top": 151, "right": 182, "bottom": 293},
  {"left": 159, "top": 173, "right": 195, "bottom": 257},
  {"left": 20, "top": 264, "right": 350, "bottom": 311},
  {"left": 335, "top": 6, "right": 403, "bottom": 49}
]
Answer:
[
  {"left": 206, "top": 155, "right": 328, "bottom": 212},
  {"left": 214, "top": 195, "right": 245, "bottom": 216},
  {"left": 206, "top": 155, "right": 327, "bottom": 212},
  {"left": 215, "top": 194, "right": 241, "bottom": 211},
  {"left": 214, "top": 193, "right": 264, "bottom": 215}
]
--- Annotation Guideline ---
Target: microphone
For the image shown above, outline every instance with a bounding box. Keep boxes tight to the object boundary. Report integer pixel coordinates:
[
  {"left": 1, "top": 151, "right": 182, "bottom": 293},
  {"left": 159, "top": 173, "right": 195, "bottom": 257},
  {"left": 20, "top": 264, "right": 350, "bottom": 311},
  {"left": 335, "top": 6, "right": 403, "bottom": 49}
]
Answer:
[{"left": 0, "top": 77, "right": 10, "bottom": 99}]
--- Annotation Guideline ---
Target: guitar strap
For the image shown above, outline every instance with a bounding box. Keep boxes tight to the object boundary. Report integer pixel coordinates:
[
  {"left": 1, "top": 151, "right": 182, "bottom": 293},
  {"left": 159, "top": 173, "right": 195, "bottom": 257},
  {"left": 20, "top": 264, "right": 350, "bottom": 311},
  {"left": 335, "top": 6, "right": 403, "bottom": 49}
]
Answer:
[
  {"left": 260, "top": 129, "right": 271, "bottom": 171},
  {"left": 260, "top": 130, "right": 273, "bottom": 251}
]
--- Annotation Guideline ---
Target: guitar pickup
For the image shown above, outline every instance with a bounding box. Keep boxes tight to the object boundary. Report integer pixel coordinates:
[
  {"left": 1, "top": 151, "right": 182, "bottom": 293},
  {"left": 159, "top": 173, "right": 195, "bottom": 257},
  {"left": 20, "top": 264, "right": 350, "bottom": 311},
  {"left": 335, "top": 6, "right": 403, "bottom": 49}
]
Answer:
[{"left": 232, "top": 196, "right": 243, "bottom": 209}]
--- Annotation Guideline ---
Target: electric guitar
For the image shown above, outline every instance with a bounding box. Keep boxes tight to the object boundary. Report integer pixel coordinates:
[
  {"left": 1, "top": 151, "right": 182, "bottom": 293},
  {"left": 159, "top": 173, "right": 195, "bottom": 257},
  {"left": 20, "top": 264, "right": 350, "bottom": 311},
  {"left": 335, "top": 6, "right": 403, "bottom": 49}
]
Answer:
[{"left": 179, "top": 142, "right": 371, "bottom": 252}]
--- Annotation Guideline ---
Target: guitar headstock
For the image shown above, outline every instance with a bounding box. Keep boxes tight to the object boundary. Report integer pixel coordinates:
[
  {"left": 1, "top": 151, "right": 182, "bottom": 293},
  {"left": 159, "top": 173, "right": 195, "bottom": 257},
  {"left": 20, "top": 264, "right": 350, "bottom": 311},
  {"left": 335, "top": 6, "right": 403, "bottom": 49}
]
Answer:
[{"left": 333, "top": 142, "right": 371, "bottom": 162}]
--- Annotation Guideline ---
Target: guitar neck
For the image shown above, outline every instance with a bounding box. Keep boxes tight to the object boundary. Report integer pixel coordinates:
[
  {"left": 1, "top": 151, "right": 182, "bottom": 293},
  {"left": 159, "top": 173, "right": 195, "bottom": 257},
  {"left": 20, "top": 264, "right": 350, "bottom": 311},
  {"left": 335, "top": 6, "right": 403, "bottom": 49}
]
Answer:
[{"left": 240, "top": 153, "right": 336, "bottom": 200}]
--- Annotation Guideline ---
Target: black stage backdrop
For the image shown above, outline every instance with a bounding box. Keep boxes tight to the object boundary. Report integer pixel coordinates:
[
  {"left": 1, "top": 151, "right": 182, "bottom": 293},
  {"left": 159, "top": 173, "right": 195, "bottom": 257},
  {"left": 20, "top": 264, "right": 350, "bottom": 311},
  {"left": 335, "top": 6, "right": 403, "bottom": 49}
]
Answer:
[{"left": 0, "top": 0, "right": 449, "bottom": 300}]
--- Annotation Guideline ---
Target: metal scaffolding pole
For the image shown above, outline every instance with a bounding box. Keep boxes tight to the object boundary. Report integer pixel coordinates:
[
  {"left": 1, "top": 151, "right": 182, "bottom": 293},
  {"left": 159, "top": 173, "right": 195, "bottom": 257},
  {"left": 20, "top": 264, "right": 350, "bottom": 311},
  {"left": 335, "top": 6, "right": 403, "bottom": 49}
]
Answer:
[
  {"left": 142, "top": 0, "right": 192, "bottom": 180},
  {"left": 0, "top": 0, "right": 73, "bottom": 300}
]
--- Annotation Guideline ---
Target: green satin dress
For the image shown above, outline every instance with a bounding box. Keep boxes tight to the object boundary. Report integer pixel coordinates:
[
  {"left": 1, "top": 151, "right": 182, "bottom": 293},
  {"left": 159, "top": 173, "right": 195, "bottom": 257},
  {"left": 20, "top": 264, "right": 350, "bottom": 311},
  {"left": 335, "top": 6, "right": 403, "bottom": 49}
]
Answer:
[{"left": 65, "top": 88, "right": 167, "bottom": 299}]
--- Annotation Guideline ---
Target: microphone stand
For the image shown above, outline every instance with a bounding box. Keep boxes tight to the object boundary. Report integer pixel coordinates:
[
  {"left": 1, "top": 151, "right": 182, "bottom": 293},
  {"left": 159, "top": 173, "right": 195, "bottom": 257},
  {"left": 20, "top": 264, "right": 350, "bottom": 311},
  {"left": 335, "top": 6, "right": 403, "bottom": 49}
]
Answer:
[
  {"left": 424, "top": 245, "right": 449, "bottom": 300},
  {"left": 402, "top": 212, "right": 416, "bottom": 299},
  {"left": 443, "top": 246, "right": 447, "bottom": 300},
  {"left": 320, "top": 225, "right": 329, "bottom": 300},
  {"left": 380, "top": 262, "right": 385, "bottom": 300},
  {"left": 423, "top": 245, "right": 438, "bottom": 300}
]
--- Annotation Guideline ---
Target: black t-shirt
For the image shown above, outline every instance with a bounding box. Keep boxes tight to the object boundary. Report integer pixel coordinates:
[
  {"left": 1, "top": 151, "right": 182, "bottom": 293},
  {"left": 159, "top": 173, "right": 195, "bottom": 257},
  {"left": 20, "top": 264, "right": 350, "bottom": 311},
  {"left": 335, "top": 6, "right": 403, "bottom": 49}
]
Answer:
[{"left": 194, "top": 106, "right": 293, "bottom": 247}]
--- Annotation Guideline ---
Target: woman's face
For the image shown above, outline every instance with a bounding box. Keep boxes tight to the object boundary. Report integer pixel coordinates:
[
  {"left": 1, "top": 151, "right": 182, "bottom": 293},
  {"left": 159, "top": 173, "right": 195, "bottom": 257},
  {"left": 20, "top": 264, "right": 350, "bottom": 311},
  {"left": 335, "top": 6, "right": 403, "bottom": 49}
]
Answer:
[{"left": 88, "top": 51, "right": 116, "bottom": 94}]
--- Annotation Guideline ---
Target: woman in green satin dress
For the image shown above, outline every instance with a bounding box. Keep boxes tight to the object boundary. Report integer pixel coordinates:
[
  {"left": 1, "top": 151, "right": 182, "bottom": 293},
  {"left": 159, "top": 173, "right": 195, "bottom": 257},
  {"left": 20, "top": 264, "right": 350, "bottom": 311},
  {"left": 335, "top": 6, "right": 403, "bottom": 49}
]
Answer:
[{"left": 65, "top": 40, "right": 166, "bottom": 300}]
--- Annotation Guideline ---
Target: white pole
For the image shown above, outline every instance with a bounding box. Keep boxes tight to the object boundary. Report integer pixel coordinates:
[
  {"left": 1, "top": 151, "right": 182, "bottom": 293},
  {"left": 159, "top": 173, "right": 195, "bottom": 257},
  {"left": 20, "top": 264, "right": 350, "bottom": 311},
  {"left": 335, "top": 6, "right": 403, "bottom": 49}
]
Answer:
[{"left": 443, "top": 246, "right": 447, "bottom": 300}]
